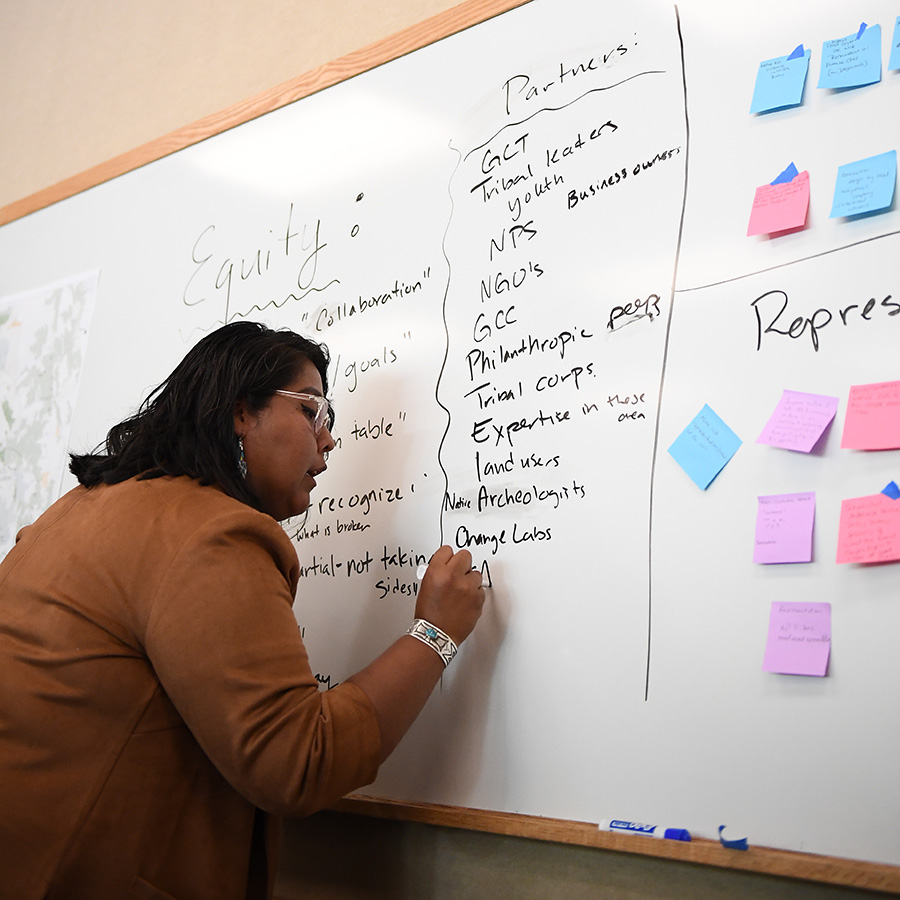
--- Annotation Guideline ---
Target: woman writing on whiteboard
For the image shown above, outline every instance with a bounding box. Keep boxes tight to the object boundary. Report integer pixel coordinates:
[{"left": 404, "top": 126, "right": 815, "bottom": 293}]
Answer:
[{"left": 0, "top": 321, "right": 485, "bottom": 900}]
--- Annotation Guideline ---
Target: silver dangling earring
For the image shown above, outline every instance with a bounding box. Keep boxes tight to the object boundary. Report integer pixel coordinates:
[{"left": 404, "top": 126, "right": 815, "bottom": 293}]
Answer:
[{"left": 237, "top": 436, "right": 248, "bottom": 479}]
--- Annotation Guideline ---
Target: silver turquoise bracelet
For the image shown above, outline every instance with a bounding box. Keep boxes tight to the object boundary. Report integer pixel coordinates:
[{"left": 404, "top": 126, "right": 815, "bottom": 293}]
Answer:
[{"left": 406, "top": 618, "right": 458, "bottom": 667}]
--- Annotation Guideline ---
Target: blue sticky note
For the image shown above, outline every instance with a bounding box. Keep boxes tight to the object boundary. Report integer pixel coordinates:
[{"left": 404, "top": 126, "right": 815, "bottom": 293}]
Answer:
[
  {"left": 750, "top": 48, "right": 811, "bottom": 112},
  {"left": 830, "top": 150, "right": 897, "bottom": 217},
  {"left": 818, "top": 23, "right": 881, "bottom": 89},
  {"left": 668, "top": 404, "right": 742, "bottom": 490},
  {"left": 890, "top": 17, "right": 900, "bottom": 71},
  {"left": 883, "top": 481, "right": 900, "bottom": 500},
  {"left": 771, "top": 162, "right": 799, "bottom": 185}
]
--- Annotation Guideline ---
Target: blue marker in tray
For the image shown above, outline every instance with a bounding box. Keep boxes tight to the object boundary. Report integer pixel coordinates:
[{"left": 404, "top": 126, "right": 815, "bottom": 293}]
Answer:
[{"left": 600, "top": 819, "right": 691, "bottom": 842}]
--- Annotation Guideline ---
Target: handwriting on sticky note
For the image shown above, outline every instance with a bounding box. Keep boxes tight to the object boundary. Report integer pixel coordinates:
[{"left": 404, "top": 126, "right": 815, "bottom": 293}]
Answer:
[
  {"left": 763, "top": 602, "right": 831, "bottom": 676},
  {"left": 757, "top": 389, "right": 838, "bottom": 452},
  {"left": 818, "top": 24, "right": 881, "bottom": 90},
  {"left": 750, "top": 48, "right": 811, "bottom": 113},
  {"left": 754, "top": 493, "right": 815, "bottom": 564},
  {"left": 747, "top": 171, "right": 810, "bottom": 235},
  {"left": 836, "top": 493, "right": 900, "bottom": 563},
  {"left": 840, "top": 380, "right": 900, "bottom": 450},
  {"left": 890, "top": 17, "right": 900, "bottom": 71},
  {"left": 667, "top": 404, "right": 742, "bottom": 490},
  {"left": 830, "top": 150, "right": 897, "bottom": 218}
]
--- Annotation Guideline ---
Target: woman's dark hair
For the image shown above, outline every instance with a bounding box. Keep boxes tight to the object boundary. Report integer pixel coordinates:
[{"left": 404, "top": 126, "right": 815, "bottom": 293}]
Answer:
[{"left": 69, "top": 321, "right": 332, "bottom": 508}]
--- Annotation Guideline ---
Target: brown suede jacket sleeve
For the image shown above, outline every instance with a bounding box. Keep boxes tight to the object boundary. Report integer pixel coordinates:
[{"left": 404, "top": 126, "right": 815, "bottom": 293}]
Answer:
[
  {"left": 0, "top": 476, "right": 382, "bottom": 896},
  {"left": 1, "top": 476, "right": 381, "bottom": 823},
  {"left": 142, "top": 501, "right": 381, "bottom": 815}
]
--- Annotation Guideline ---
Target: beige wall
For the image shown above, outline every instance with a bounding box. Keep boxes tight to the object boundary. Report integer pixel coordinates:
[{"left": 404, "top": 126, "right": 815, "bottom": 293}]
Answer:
[
  {"left": 0, "top": 3, "right": 889, "bottom": 897},
  {"left": 0, "top": 0, "right": 457, "bottom": 211}
]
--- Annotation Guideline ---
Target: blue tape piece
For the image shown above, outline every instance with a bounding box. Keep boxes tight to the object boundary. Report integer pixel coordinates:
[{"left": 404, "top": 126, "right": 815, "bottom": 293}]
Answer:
[
  {"left": 787, "top": 44, "right": 805, "bottom": 60},
  {"left": 719, "top": 825, "right": 749, "bottom": 851},
  {"left": 857, "top": 22, "right": 868, "bottom": 39},
  {"left": 882, "top": 481, "right": 900, "bottom": 500},
  {"left": 771, "top": 162, "right": 799, "bottom": 185}
]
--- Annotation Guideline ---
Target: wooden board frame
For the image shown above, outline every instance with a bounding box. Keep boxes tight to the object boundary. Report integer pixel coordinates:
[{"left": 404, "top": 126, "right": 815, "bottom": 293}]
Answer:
[
  {"left": 335, "top": 795, "right": 900, "bottom": 893},
  {"left": 2, "top": 1, "right": 898, "bottom": 892}
]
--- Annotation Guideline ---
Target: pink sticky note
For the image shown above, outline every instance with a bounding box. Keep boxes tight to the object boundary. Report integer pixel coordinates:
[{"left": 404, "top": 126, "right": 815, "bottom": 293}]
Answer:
[
  {"left": 757, "top": 390, "right": 838, "bottom": 452},
  {"left": 747, "top": 170, "right": 810, "bottom": 236},
  {"left": 836, "top": 493, "right": 900, "bottom": 563},
  {"left": 754, "top": 492, "right": 815, "bottom": 563},
  {"left": 763, "top": 602, "right": 831, "bottom": 676},
  {"left": 841, "top": 380, "right": 900, "bottom": 450}
]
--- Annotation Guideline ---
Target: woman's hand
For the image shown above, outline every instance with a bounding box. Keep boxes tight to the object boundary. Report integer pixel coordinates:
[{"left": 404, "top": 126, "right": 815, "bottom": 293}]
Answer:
[
  {"left": 346, "top": 545, "right": 487, "bottom": 763},
  {"left": 414, "top": 545, "right": 485, "bottom": 645}
]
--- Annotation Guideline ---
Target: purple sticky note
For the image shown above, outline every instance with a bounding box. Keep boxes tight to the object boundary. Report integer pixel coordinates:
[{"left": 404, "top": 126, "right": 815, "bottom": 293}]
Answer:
[
  {"left": 763, "top": 602, "right": 831, "bottom": 676},
  {"left": 757, "top": 390, "right": 839, "bottom": 452},
  {"left": 754, "top": 492, "right": 815, "bottom": 564}
]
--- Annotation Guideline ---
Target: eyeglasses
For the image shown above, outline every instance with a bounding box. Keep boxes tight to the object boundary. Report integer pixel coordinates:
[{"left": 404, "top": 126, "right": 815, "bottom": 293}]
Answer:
[{"left": 274, "top": 390, "right": 333, "bottom": 434}]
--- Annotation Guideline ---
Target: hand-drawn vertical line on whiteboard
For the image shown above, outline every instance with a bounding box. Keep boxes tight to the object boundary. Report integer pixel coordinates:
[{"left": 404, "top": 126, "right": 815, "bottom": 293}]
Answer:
[
  {"left": 435, "top": 142, "right": 463, "bottom": 550},
  {"left": 437, "top": 4, "right": 691, "bottom": 720},
  {"left": 645, "top": 4, "right": 691, "bottom": 701}
]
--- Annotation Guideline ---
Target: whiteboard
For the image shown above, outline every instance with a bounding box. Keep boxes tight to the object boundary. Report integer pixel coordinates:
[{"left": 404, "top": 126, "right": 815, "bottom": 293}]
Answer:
[{"left": 1, "top": 0, "right": 899, "bottom": 871}]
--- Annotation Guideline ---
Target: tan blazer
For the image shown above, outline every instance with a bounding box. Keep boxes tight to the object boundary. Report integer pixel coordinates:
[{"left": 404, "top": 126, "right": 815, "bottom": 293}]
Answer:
[{"left": 0, "top": 476, "right": 381, "bottom": 900}]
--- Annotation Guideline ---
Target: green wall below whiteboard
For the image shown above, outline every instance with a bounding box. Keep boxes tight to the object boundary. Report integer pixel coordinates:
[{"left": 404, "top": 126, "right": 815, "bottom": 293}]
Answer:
[{"left": 276, "top": 813, "right": 887, "bottom": 899}]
